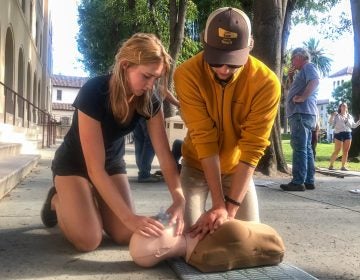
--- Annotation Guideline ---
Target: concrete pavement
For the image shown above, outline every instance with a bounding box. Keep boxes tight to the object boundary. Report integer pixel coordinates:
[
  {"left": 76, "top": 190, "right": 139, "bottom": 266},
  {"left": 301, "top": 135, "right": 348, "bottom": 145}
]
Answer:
[{"left": 0, "top": 143, "right": 359, "bottom": 280}]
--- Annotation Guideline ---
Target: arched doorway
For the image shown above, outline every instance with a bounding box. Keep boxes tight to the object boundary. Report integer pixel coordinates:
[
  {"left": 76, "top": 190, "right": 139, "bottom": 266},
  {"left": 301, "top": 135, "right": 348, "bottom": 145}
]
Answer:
[
  {"left": 32, "top": 73, "right": 37, "bottom": 123},
  {"left": 18, "top": 48, "right": 25, "bottom": 120},
  {"left": 5, "top": 27, "right": 14, "bottom": 116},
  {"left": 26, "top": 63, "right": 32, "bottom": 123}
]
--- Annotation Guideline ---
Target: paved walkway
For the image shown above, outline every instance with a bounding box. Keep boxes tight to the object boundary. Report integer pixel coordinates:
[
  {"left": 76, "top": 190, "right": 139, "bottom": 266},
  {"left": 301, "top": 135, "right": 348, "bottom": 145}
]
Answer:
[{"left": 0, "top": 144, "right": 359, "bottom": 280}]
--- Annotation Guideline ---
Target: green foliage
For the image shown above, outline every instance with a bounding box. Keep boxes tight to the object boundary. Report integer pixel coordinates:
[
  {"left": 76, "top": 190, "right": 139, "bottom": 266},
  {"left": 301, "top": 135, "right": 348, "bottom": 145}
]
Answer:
[
  {"left": 77, "top": 0, "right": 205, "bottom": 76},
  {"left": 292, "top": 0, "right": 341, "bottom": 25},
  {"left": 177, "top": 36, "right": 202, "bottom": 64},
  {"left": 77, "top": 0, "right": 134, "bottom": 75},
  {"left": 291, "top": 0, "right": 352, "bottom": 43},
  {"left": 320, "top": 12, "right": 352, "bottom": 40},
  {"left": 327, "top": 81, "right": 352, "bottom": 114},
  {"left": 77, "top": 0, "right": 184, "bottom": 75},
  {"left": 303, "top": 38, "right": 332, "bottom": 77}
]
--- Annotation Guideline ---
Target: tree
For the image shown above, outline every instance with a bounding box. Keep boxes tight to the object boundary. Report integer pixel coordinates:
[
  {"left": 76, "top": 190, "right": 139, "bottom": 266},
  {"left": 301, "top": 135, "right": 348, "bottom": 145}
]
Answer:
[
  {"left": 252, "top": 0, "right": 289, "bottom": 175},
  {"left": 165, "top": 0, "right": 188, "bottom": 117},
  {"left": 348, "top": 0, "right": 360, "bottom": 159},
  {"left": 77, "top": 0, "right": 189, "bottom": 77},
  {"left": 303, "top": 37, "right": 332, "bottom": 77}
]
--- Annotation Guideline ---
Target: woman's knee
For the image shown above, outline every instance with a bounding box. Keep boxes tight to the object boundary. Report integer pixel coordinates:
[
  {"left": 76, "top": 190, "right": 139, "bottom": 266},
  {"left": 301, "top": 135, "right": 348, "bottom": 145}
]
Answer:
[{"left": 71, "top": 228, "right": 103, "bottom": 252}]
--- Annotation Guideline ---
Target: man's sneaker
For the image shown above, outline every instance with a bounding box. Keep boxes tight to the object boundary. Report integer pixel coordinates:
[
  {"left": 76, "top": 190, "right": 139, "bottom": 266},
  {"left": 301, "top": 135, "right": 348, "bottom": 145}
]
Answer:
[
  {"left": 41, "top": 186, "right": 57, "bottom": 227},
  {"left": 154, "top": 170, "right": 163, "bottom": 177},
  {"left": 280, "top": 182, "right": 305, "bottom": 191},
  {"left": 138, "top": 174, "right": 161, "bottom": 183},
  {"left": 305, "top": 183, "right": 315, "bottom": 190},
  {"left": 329, "top": 165, "right": 334, "bottom": 170},
  {"left": 341, "top": 167, "right": 349, "bottom": 171}
]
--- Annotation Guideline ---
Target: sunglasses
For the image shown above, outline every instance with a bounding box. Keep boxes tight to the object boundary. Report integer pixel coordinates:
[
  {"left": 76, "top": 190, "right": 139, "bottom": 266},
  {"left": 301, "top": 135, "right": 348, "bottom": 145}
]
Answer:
[{"left": 209, "top": 63, "right": 242, "bottom": 69}]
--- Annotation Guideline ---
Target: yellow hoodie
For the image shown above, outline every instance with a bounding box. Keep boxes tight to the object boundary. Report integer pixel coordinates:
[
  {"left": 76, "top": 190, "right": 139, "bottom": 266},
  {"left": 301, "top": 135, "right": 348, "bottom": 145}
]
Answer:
[{"left": 174, "top": 52, "right": 281, "bottom": 174}]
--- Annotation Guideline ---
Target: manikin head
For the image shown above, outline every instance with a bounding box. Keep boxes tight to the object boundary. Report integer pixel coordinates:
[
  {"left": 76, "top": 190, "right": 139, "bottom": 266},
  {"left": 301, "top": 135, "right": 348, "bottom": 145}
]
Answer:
[{"left": 129, "top": 224, "right": 187, "bottom": 267}]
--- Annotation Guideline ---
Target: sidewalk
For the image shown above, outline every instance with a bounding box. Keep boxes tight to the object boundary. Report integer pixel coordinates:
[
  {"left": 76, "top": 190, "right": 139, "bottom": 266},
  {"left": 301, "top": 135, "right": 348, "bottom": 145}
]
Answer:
[{"left": 0, "top": 144, "right": 359, "bottom": 280}]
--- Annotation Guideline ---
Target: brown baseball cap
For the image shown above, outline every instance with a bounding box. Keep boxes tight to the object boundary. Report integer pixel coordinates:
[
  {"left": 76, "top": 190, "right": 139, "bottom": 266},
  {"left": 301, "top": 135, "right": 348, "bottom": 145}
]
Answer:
[{"left": 204, "top": 7, "right": 251, "bottom": 66}]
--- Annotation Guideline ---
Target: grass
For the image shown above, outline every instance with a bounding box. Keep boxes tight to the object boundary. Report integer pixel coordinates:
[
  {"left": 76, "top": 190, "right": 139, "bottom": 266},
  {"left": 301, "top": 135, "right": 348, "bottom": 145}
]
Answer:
[{"left": 282, "top": 140, "right": 360, "bottom": 171}]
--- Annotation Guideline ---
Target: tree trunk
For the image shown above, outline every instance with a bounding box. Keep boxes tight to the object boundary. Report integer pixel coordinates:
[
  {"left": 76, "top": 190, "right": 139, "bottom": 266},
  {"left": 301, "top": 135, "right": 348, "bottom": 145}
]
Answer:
[
  {"left": 165, "top": 0, "right": 188, "bottom": 118},
  {"left": 348, "top": 0, "right": 360, "bottom": 159},
  {"left": 252, "top": 0, "right": 289, "bottom": 175}
]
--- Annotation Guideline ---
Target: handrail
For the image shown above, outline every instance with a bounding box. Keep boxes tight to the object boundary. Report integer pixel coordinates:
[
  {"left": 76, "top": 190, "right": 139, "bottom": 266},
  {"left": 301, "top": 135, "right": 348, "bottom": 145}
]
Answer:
[{"left": 0, "top": 80, "right": 58, "bottom": 148}]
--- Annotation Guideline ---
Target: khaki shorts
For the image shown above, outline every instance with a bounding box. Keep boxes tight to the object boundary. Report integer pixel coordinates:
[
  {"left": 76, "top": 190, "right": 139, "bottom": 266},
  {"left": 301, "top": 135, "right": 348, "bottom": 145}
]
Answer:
[{"left": 180, "top": 161, "right": 260, "bottom": 227}]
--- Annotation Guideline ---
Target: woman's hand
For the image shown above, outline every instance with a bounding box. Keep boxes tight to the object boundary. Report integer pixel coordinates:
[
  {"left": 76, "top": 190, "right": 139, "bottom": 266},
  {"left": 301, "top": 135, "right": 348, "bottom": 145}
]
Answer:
[
  {"left": 131, "top": 215, "right": 165, "bottom": 237},
  {"left": 166, "top": 198, "right": 185, "bottom": 236}
]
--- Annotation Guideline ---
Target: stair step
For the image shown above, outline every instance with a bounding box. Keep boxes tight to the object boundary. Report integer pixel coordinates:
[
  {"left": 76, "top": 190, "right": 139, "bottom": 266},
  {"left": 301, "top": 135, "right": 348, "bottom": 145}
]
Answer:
[
  {"left": 0, "top": 142, "right": 22, "bottom": 159},
  {"left": 0, "top": 154, "right": 40, "bottom": 199}
]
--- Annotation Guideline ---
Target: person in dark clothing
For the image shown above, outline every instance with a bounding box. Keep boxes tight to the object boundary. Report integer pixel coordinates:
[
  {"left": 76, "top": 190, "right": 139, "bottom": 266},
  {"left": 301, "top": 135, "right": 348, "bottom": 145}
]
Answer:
[
  {"left": 40, "top": 33, "right": 185, "bottom": 252},
  {"left": 134, "top": 92, "right": 180, "bottom": 183},
  {"left": 133, "top": 117, "right": 158, "bottom": 182},
  {"left": 172, "top": 139, "right": 183, "bottom": 172}
]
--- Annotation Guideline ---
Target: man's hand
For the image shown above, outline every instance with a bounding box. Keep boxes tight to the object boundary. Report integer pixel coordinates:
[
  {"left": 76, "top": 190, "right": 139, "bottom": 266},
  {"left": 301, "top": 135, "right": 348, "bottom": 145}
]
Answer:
[
  {"left": 292, "top": 95, "right": 305, "bottom": 103},
  {"left": 288, "top": 66, "right": 296, "bottom": 78},
  {"left": 188, "top": 206, "right": 228, "bottom": 240}
]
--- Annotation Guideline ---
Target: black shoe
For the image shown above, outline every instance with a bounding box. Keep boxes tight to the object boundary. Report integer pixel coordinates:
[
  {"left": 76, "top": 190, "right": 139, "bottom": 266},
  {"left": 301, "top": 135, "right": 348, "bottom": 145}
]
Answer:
[
  {"left": 138, "top": 174, "right": 161, "bottom": 183},
  {"left": 154, "top": 170, "right": 163, "bottom": 177},
  {"left": 41, "top": 186, "right": 58, "bottom": 227},
  {"left": 305, "top": 183, "right": 315, "bottom": 190},
  {"left": 280, "top": 182, "right": 305, "bottom": 191}
]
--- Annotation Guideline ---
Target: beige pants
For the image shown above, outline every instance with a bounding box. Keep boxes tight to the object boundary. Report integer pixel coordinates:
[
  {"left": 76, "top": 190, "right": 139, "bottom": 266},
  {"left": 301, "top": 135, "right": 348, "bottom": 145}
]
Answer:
[{"left": 180, "top": 161, "right": 260, "bottom": 227}]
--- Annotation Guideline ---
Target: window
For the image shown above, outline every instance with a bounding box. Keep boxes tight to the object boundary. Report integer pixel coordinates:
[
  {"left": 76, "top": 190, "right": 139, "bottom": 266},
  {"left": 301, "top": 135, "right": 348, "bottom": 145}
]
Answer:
[
  {"left": 174, "top": 123, "right": 184, "bottom": 129},
  {"left": 56, "top": 90, "right": 62, "bottom": 101},
  {"left": 61, "top": 117, "right": 70, "bottom": 125}
]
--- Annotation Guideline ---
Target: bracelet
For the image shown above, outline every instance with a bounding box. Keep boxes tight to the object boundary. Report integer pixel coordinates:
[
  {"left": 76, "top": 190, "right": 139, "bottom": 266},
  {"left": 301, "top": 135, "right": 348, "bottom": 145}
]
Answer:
[{"left": 224, "top": 195, "right": 241, "bottom": 207}]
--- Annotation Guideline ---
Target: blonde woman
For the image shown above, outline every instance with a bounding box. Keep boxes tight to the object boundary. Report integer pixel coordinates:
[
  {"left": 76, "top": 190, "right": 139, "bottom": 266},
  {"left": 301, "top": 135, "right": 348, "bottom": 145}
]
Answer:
[
  {"left": 329, "top": 103, "right": 360, "bottom": 171},
  {"left": 40, "top": 33, "right": 185, "bottom": 252}
]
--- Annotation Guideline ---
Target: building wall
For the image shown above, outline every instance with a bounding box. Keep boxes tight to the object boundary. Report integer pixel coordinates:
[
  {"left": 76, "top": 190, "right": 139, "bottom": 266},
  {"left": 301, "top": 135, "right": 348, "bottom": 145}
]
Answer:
[
  {"left": 52, "top": 86, "right": 78, "bottom": 103},
  {"left": 0, "top": 0, "right": 52, "bottom": 125}
]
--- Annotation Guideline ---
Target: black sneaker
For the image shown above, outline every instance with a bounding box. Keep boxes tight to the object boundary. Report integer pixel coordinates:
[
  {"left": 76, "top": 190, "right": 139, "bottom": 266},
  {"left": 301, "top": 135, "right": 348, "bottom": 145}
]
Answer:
[
  {"left": 41, "top": 186, "right": 58, "bottom": 227},
  {"left": 280, "top": 182, "right": 305, "bottom": 191},
  {"left": 305, "top": 183, "right": 315, "bottom": 190},
  {"left": 138, "top": 174, "right": 161, "bottom": 183}
]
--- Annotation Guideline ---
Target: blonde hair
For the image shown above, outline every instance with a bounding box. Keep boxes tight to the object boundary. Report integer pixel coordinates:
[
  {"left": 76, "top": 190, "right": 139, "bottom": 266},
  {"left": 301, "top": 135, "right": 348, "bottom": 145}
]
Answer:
[{"left": 109, "top": 33, "right": 172, "bottom": 123}]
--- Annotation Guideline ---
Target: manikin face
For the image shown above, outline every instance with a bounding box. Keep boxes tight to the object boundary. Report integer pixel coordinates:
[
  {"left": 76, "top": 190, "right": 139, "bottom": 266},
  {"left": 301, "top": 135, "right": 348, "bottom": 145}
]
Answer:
[
  {"left": 125, "top": 62, "right": 164, "bottom": 96},
  {"left": 129, "top": 225, "right": 184, "bottom": 267}
]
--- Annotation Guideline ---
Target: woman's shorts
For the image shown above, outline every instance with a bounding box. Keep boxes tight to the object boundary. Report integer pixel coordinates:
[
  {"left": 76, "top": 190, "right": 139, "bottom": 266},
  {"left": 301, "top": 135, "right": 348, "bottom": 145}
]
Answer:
[
  {"left": 334, "top": 131, "right": 352, "bottom": 142},
  {"left": 52, "top": 162, "right": 127, "bottom": 182}
]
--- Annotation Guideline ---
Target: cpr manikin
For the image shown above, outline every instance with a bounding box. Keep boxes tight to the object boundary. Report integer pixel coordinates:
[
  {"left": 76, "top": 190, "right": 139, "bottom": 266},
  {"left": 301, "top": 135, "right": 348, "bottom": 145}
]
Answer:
[{"left": 129, "top": 219, "right": 285, "bottom": 272}]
